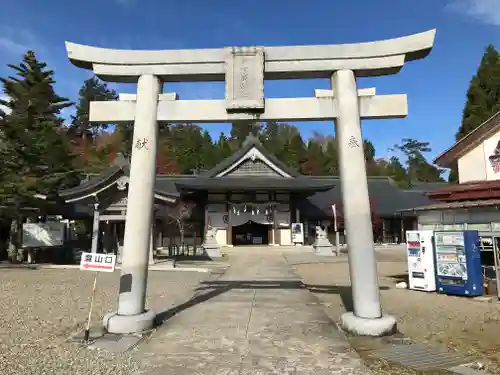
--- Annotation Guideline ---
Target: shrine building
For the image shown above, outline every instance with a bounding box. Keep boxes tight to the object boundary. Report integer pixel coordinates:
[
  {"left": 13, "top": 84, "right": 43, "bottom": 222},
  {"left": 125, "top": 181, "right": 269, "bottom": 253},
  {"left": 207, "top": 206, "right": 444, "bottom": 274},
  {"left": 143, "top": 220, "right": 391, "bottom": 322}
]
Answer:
[{"left": 38, "top": 134, "right": 437, "bottom": 251}]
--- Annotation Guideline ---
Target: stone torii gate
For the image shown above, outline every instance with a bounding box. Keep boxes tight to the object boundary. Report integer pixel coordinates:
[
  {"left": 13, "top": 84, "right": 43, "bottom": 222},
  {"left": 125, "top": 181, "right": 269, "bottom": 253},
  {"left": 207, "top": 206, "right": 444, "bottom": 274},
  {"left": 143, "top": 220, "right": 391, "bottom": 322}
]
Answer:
[{"left": 65, "top": 29, "right": 435, "bottom": 336}]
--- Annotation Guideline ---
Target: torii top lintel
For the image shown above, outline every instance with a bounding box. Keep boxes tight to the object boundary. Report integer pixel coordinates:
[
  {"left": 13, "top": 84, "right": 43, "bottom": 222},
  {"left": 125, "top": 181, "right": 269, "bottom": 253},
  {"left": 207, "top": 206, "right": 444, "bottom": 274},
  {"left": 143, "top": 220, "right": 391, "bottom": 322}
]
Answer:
[{"left": 65, "top": 29, "right": 435, "bottom": 83}]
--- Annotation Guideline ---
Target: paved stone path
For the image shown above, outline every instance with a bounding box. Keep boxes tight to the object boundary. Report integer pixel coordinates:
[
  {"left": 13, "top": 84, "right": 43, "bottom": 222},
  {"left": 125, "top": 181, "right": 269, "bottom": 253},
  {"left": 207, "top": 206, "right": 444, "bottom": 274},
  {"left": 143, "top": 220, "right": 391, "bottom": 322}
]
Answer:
[{"left": 137, "top": 248, "right": 371, "bottom": 374}]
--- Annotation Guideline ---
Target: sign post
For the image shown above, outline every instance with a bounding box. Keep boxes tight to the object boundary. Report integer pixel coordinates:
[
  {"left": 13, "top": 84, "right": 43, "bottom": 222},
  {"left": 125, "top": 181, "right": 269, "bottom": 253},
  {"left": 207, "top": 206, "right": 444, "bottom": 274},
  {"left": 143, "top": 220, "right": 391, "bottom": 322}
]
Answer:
[
  {"left": 84, "top": 272, "right": 98, "bottom": 342},
  {"left": 79, "top": 252, "right": 117, "bottom": 343}
]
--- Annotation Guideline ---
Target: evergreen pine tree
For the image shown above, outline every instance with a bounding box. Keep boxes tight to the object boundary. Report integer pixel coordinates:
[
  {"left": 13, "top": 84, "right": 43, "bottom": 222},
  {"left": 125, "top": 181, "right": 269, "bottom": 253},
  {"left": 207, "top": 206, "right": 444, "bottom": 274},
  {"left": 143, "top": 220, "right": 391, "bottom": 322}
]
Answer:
[
  {"left": 282, "top": 126, "right": 306, "bottom": 170},
  {"left": 450, "top": 44, "right": 500, "bottom": 182},
  {"left": 230, "top": 121, "right": 262, "bottom": 148},
  {"left": 69, "top": 76, "right": 118, "bottom": 140},
  {"left": 324, "top": 139, "right": 339, "bottom": 175},
  {"left": 387, "top": 156, "right": 408, "bottom": 186},
  {"left": 392, "top": 139, "right": 444, "bottom": 185},
  {"left": 261, "top": 121, "right": 283, "bottom": 155},
  {"left": 198, "top": 130, "right": 218, "bottom": 171},
  {"left": 302, "top": 140, "right": 326, "bottom": 175},
  {"left": 456, "top": 45, "right": 500, "bottom": 141},
  {"left": 0, "top": 51, "right": 77, "bottom": 207},
  {"left": 216, "top": 132, "right": 232, "bottom": 161}
]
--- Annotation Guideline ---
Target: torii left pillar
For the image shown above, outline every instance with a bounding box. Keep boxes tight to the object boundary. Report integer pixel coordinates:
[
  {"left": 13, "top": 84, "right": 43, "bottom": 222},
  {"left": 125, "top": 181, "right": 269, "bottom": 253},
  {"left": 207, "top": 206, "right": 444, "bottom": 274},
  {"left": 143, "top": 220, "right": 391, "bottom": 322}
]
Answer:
[{"left": 103, "top": 75, "right": 161, "bottom": 334}]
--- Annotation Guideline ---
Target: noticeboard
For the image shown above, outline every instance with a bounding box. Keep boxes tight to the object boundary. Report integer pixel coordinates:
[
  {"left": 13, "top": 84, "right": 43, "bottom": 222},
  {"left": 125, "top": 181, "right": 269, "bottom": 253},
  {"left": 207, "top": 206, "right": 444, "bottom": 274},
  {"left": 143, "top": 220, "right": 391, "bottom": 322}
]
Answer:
[{"left": 22, "top": 222, "right": 65, "bottom": 248}]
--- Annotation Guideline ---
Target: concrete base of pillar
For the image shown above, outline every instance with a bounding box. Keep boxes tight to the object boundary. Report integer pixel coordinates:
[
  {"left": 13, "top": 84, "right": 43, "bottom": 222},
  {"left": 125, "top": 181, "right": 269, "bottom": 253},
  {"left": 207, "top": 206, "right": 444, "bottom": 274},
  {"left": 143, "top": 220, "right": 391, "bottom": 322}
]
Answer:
[
  {"left": 204, "top": 246, "right": 222, "bottom": 259},
  {"left": 314, "top": 245, "right": 336, "bottom": 256},
  {"left": 313, "top": 237, "right": 337, "bottom": 256},
  {"left": 341, "top": 312, "right": 397, "bottom": 337},
  {"left": 103, "top": 310, "right": 156, "bottom": 334}
]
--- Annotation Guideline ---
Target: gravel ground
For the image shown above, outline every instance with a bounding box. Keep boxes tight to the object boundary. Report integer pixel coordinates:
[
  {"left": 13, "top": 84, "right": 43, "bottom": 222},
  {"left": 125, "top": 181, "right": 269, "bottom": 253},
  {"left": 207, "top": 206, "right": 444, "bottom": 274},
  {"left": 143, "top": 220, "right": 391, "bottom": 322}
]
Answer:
[
  {"left": 292, "top": 249, "right": 500, "bottom": 375},
  {"left": 0, "top": 268, "right": 208, "bottom": 375}
]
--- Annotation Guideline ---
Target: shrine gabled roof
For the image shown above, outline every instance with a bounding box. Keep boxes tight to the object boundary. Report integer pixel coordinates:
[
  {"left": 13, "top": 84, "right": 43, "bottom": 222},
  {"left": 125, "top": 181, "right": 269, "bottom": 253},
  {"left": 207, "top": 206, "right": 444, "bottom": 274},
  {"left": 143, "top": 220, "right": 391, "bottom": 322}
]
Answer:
[
  {"left": 202, "top": 134, "right": 301, "bottom": 178},
  {"left": 434, "top": 110, "right": 500, "bottom": 167}
]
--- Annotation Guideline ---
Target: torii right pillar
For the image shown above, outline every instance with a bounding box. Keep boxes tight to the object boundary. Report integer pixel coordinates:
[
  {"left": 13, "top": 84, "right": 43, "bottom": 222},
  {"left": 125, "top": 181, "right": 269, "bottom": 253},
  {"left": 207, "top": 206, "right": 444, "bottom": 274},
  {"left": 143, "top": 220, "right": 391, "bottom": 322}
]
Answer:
[
  {"left": 326, "top": 32, "right": 436, "bottom": 336},
  {"left": 332, "top": 70, "right": 398, "bottom": 335}
]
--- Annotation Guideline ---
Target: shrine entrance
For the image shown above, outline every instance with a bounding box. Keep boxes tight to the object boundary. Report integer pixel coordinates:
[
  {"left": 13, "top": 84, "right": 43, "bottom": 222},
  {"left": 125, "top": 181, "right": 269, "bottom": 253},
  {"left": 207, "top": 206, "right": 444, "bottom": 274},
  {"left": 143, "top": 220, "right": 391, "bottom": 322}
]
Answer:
[
  {"left": 232, "top": 221, "right": 270, "bottom": 246},
  {"left": 64, "top": 29, "right": 436, "bottom": 336}
]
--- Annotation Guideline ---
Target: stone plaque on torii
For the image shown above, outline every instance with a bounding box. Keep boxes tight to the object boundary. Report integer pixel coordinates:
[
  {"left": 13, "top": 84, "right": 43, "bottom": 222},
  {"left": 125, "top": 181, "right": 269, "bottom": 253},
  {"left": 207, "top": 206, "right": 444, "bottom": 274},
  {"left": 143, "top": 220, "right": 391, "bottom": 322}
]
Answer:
[{"left": 65, "top": 29, "right": 435, "bottom": 336}]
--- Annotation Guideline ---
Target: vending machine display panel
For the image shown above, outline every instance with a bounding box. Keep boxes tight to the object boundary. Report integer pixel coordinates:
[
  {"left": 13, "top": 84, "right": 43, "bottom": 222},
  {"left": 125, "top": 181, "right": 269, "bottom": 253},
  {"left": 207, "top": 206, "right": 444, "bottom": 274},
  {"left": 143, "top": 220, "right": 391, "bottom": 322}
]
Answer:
[{"left": 434, "top": 230, "right": 483, "bottom": 296}]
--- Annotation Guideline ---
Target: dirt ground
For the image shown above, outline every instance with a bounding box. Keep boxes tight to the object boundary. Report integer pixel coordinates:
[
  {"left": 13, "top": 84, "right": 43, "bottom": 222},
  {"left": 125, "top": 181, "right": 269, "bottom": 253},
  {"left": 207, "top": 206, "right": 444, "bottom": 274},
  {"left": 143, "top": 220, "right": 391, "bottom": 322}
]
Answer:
[
  {"left": 0, "top": 268, "right": 208, "bottom": 375},
  {"left": 293, "top": 248, "right": 500, "bottom": 375},
  {"left": 2, "top": 249, "right": 499, "bottom": 374}
]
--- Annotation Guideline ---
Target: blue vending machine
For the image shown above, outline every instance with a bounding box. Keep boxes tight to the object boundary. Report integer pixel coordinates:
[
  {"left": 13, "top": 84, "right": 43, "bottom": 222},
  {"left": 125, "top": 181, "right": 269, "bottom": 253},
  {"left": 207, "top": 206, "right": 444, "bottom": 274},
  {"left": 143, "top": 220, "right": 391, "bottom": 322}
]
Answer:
[{"left": 434, "top": 230, "right": 483, "bottom": 296}]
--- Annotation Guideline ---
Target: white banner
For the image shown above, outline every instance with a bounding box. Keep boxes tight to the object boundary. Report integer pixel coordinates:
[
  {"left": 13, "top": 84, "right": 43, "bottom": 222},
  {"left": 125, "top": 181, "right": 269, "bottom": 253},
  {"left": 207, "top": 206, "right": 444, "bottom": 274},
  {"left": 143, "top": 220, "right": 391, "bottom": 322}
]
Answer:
[{"left": 291, "top": 223, "right": 304, "bottom": 244}]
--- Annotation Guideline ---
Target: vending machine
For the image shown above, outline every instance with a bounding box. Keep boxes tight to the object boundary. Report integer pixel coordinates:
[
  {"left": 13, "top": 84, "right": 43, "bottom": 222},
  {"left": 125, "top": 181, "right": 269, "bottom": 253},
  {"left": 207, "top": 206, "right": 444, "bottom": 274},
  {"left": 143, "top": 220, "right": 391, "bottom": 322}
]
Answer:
[
  {"left": 434, "top": 230, "right": 483, "bottom": 297},
  {"left": 406, "top": 230, "right": 436, "bottom": 291}
]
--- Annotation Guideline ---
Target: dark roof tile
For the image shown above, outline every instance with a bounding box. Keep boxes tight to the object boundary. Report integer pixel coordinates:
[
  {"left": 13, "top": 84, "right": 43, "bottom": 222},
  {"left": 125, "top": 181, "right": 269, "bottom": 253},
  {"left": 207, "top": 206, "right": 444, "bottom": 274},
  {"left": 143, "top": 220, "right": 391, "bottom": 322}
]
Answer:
[
  {"left": 175, "top": 176, "right": 335, "bottom": 191},
  {"left": 301, "top": 177, "right": 437, "bottom": 218}
]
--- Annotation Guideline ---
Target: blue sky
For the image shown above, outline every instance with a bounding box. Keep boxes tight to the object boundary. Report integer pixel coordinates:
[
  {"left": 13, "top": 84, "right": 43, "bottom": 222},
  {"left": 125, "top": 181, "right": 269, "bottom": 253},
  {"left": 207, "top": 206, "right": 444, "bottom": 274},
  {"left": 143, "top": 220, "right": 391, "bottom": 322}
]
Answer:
[{"left": 0, "top": 0, "right": 499, "bottom": 164}]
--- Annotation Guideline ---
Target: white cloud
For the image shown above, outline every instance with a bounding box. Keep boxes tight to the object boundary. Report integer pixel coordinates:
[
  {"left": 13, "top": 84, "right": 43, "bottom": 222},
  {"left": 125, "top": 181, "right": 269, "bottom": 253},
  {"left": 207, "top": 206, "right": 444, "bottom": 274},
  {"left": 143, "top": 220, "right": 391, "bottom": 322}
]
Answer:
[
  {"left": 0, "top": 25, "right": 79, "bottom": 98},
  {"left": 0, "top": 26, "right": 47, "bottom": 58},
  {"left": 0, "top": 36, "right": 29, "bottom": 55},
  {"left": 0, "top": 95, "right": 11, "bottom": 115},
  {"left": 446, "top": 0, "right": 500, "bottom": 26}
]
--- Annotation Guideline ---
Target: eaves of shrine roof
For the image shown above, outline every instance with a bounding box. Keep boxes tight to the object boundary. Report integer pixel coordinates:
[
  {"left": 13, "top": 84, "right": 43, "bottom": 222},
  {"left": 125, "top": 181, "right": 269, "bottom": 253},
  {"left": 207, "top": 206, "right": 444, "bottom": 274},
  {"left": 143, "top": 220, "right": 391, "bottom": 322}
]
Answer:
[
  {"left": 399, "top": 198, "right": 500, "bottom": 213},
  {"left": 36, "top": 154, "right": 179, "bottom": 203},
  {"left": 40, "top": 164, "right": 127, "bottom": 202},
  {"left": 434, "top": 110, "right": 500, "bottom": 167}
]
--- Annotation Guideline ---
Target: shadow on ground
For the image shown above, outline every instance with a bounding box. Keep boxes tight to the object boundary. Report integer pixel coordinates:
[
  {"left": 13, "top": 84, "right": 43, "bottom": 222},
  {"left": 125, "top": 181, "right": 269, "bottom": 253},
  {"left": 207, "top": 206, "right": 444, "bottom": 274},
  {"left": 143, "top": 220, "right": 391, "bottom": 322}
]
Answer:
[{"left": 155, "top": 279, "right": 389, "bottom": 325}]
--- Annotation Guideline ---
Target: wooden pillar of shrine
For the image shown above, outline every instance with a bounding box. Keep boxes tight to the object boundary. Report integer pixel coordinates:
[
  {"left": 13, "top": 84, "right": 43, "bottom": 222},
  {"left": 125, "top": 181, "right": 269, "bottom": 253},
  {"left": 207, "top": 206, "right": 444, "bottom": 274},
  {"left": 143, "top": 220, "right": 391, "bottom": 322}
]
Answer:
[
  {"left": 226, "top": 203, "right": 232, "bottom": 245},
  {"left": 273, "top": 204, "right": 279, "bottom": 246}
]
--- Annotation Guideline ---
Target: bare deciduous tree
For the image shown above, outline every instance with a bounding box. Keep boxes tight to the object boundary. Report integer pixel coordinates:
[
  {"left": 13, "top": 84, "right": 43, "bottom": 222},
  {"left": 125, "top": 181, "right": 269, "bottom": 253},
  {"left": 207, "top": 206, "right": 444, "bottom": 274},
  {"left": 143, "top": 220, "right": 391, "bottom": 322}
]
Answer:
[{"left": 165, "top": 200, "right": 195, "bottom": 254}]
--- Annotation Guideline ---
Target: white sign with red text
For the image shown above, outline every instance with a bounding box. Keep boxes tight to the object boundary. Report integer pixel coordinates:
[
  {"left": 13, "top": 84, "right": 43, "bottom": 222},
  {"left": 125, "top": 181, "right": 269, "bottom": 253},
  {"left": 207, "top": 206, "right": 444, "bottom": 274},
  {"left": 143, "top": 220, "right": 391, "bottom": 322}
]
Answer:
[{"left": 80, "top": 252, "right": 116, "bottom": 272}]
